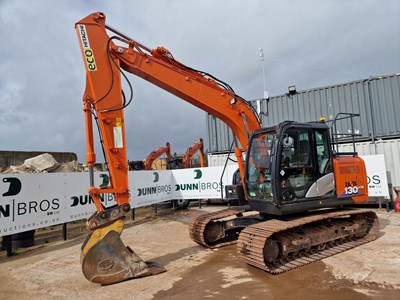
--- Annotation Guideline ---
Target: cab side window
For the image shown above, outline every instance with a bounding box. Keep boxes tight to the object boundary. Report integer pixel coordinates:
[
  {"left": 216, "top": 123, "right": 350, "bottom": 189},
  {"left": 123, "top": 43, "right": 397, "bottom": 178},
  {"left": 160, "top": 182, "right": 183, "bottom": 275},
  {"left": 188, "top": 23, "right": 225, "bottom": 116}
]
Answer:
[{"left": 315, "top": 130, "right": 332, "bottom": 174}]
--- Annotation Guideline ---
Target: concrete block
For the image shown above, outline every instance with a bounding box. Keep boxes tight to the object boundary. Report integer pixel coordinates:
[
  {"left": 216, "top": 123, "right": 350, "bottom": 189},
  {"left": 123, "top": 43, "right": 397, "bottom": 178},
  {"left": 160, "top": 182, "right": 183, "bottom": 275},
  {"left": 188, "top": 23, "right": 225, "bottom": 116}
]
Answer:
[{"left": 23, "top": 153, "right": 60, "bottom": 172}]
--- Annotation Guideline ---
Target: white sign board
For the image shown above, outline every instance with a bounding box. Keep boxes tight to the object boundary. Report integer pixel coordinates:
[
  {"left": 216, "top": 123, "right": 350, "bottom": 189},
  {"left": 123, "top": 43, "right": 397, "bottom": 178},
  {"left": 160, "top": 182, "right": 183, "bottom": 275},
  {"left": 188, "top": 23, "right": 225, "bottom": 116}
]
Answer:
[
  {"left": 130, "top": 165, "right": 237, "bottom": 206},
  {"left": 0, "top": 165, "right": 238, "bottom": 236},
  {"left": 171, "top": 166, "right": 237, "bottom": 199},
  {"left": 130, "top": 169, "right": 173, "bottom": 207},
  {"left": 361, "top": 154, "right": 389, "bottom": 198},
  {"left": 0, "top": 172, "right": 117, "bottom": 236}
]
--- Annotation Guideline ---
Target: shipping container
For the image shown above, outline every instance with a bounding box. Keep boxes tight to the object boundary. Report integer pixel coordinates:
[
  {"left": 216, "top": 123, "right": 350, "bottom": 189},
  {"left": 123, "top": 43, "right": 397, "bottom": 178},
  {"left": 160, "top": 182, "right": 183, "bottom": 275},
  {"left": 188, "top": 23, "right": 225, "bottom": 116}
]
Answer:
[
  {"left": 207, "top": 151, "right": 245, "bottom": 167},
  {"left": 206, "top": 73, "right": 400, "bottom": 152}
]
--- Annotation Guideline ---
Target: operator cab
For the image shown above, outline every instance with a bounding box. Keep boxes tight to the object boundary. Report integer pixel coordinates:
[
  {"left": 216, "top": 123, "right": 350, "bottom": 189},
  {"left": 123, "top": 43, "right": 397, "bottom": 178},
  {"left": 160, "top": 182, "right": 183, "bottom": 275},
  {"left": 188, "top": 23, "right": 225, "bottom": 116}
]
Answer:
[{"left": 245, "top": 121, "right": 346, "bottom": 215}]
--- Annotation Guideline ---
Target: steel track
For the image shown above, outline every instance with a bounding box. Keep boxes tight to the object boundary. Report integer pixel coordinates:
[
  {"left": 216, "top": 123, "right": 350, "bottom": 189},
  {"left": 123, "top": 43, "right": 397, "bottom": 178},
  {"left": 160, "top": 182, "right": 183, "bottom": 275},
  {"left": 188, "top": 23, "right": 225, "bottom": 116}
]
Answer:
[
  {"left": 189, "top": 207, "right": 379, "bottom": 273},
  {"left": 237, "top": 208, "right": 379, "bottom": 273},
  {"left": 189, "top": 207, "right": 249, "bottom": 248}
]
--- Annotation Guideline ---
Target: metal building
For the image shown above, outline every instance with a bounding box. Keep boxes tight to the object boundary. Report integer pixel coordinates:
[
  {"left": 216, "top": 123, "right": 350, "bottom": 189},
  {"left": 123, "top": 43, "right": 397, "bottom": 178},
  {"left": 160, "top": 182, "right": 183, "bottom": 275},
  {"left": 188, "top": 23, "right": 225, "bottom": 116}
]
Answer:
[{"left": 206, "top": 73, "right": 400, "bottom": 152}]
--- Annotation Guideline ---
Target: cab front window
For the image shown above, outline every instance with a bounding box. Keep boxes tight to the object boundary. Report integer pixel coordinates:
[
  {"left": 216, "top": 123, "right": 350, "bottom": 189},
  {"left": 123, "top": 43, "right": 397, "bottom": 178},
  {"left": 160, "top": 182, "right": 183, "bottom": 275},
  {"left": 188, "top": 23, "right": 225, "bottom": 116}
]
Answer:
[{"left": 246, "top": 132, "right": 275, "bottom": 200}]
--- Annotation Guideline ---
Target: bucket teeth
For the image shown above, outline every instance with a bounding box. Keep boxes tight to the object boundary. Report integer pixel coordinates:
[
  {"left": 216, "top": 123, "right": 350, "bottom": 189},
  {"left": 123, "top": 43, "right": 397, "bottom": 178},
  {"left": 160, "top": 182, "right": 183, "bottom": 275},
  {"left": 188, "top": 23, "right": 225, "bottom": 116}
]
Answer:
[{"left": 81, "top": 228, "right": 165, "bottom": 285}]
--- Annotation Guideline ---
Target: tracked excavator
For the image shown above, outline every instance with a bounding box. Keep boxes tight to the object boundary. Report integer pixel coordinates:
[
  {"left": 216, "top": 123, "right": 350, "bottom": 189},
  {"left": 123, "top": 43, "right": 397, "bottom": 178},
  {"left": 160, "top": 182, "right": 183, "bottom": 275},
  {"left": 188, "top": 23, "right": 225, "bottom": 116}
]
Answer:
[
  {"left": 75, "top": 12, "right": 379, "bottom": 285},
  {"left": 144, "top": 142, "right": 171, "bottom": 170},
  {"left": 183, "top": 138, "right": 206, "bottom": 168}
]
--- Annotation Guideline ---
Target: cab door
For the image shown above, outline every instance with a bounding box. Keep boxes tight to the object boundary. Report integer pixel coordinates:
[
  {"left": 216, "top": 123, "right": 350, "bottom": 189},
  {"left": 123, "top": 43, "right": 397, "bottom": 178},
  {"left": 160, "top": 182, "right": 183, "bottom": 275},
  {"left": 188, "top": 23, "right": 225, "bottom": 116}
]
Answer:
[{"left": 278, "top": 125, "right": 333, "bottom": 202}]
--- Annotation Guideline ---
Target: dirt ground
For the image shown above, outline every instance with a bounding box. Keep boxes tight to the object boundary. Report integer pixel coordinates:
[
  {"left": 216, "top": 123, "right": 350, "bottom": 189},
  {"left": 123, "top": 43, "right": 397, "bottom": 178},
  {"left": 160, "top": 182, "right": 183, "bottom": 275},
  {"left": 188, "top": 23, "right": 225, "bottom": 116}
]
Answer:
[{"left": 0, "top": 204, "right": 399, "bottom": 300}]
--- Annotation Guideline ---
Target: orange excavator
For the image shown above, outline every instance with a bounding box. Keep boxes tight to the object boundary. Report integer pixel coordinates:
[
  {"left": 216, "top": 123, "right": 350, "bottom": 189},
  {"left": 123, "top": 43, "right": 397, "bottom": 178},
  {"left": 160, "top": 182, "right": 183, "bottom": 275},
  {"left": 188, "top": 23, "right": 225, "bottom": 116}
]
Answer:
[
  {"left": 75, "top": 12, "right": 379, "bottom": 285},
  {"left": 144, "top": 142, "right": 171, "bottom": 170},
  {"left": 183, "top": 138, "right": 206, "bottom": 168}
]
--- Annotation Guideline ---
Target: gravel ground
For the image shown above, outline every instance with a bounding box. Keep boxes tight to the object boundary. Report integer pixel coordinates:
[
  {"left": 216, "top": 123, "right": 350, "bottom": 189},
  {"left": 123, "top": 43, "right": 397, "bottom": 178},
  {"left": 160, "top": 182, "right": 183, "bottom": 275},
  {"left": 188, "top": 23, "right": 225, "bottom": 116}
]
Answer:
[{"left": 0, "top": 206, "right": 399, "bottom": 300}]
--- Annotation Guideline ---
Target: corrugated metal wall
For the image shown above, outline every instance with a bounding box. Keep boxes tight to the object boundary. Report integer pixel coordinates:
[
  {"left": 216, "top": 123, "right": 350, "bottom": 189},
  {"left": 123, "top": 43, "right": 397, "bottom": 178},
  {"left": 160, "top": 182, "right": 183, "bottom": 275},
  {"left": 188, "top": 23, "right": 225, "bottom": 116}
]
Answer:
[
  {"left": 206, "top": 114, "right": 235, "bottom": 152},
  {"left": 206, "top": 73, "right": 400, "bottom": 152}
]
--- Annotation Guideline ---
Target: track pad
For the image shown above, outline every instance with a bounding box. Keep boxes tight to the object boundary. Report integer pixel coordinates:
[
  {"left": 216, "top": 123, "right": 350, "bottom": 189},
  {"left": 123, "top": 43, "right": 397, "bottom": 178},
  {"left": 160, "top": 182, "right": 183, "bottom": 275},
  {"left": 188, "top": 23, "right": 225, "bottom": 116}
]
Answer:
[{"left": 81, "top": 230, "right": 166, "bottom": 285}]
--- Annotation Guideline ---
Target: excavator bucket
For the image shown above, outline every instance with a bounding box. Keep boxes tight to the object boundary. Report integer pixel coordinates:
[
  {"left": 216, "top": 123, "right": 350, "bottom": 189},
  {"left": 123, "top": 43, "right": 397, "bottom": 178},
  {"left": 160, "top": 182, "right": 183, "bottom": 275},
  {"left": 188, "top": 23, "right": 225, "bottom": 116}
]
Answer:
[{"left": 81, "top": 219, "right": 166, "bottom": 285}]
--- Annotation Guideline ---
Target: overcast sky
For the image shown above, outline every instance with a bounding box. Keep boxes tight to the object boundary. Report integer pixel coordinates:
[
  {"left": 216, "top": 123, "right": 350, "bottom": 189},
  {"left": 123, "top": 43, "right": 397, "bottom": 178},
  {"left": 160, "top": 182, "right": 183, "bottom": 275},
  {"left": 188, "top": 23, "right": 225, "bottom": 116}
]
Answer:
[{"left": 1, "top": 0, "right": 399, "bottom": 163}]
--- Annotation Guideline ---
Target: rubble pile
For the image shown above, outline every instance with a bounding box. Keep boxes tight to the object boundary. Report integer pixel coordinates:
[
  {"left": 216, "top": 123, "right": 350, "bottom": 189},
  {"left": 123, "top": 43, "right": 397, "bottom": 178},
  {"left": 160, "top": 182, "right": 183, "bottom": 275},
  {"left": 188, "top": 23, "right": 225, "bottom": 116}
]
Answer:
[{"left": 0, "top": 153, "right": 88, "bottom": 174}]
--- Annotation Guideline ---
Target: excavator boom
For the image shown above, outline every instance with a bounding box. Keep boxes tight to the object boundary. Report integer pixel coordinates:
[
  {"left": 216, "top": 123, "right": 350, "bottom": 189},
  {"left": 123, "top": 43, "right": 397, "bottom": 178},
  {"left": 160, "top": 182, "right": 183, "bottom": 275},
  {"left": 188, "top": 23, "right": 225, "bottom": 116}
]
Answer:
[{"left": 78, "top": 12, "right": 260, "bottom": 180}]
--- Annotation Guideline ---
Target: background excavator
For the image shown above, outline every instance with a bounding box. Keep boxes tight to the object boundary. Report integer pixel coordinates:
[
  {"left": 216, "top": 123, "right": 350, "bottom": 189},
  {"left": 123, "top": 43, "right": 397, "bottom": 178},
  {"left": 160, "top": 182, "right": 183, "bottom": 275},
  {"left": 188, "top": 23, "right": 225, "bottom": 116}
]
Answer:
[
  {"left": 75, "top": 12, "right": 379, "bottom": 285},
  {"left": 183, "top": 138, "right": 206, "bottom": 168},
  {"left": 143, "top": 142, "right": 171, "bottom": 170}
]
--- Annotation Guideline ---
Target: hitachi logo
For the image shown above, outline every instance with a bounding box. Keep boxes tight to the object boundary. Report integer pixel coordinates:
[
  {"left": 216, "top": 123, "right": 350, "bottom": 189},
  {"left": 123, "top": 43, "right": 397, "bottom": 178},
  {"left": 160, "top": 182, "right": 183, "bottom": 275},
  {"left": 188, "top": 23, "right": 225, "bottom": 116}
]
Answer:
[{"left": 79, "top": 25, "right": 90, "bottom": 48}]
